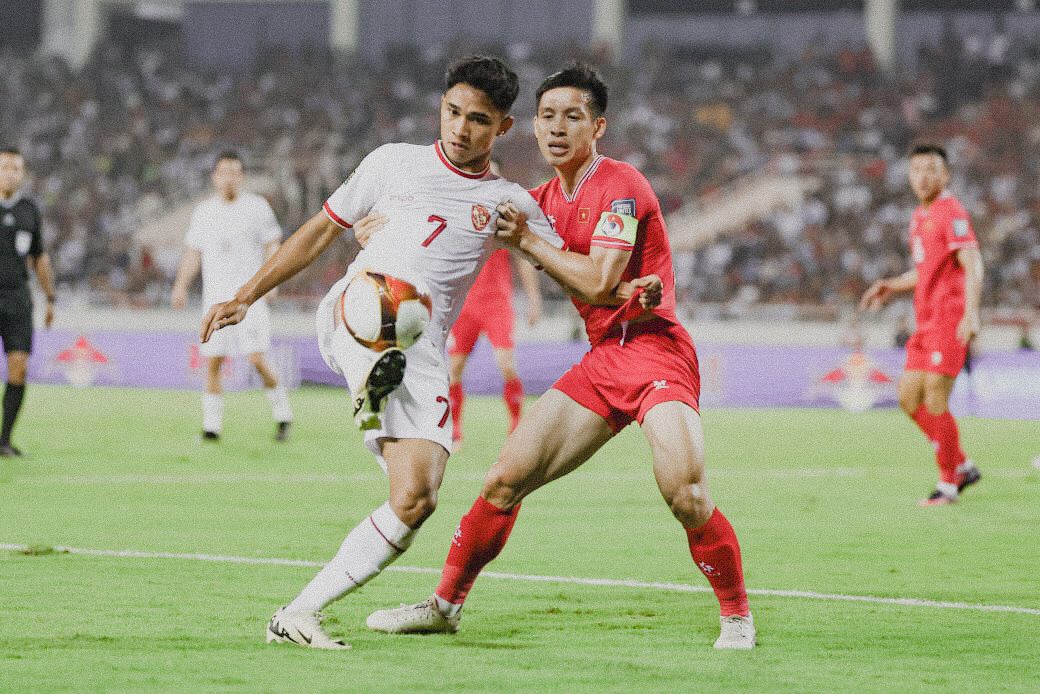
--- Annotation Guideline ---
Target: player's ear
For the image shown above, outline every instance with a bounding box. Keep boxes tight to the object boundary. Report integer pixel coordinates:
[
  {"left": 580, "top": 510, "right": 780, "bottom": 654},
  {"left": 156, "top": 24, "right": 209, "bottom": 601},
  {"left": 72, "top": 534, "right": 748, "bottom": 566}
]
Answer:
[
  {"left": 496, "top": 115, "right": 514, "bottom": 137},
  {"left": 593, "top": 116, "right": 607, "bottom": 141}
]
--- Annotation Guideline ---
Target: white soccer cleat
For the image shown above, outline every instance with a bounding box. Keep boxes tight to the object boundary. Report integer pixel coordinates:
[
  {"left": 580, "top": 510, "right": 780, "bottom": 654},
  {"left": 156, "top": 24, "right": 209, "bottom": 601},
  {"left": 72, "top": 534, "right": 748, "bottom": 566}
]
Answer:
[
  {"left": 713, "top": 614, "right": 756, "bottom": 650},
  {"left": 366, "top": 598, "right": 460, "bottom": 634},
  {"left": 351, "top": 348, "right": 407, "bottom": 430},
  {"left": 265, "top": 607, "right": 351, "bottom": 650}
]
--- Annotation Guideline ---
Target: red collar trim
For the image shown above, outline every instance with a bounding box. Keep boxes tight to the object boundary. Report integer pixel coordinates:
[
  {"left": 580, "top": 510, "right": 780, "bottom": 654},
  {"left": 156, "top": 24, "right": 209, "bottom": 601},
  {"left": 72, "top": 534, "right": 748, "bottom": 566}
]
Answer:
[{"left": 435, "top": 141, "right": 491, "bottom": 179}]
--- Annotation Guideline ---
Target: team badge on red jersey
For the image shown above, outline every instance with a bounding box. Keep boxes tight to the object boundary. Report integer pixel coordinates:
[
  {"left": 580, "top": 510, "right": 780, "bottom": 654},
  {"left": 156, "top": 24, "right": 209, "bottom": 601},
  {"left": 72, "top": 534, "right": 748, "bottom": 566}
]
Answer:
[
  {"left": 471, "top": 204, "right": 491, "bottom": 231},
  {"left": 601, "top": 213, "right": 625, "bottom": 237},
  {"left": 578, "top": 208, "right": 591, "bottom": 223}
]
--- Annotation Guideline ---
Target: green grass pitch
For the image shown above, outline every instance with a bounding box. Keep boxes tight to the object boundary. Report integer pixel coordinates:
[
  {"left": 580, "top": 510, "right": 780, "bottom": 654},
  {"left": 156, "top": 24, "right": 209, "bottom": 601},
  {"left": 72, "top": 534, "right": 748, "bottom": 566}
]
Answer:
[{"left": 2, "top": 384, "right": 1038, "bottom": 692}]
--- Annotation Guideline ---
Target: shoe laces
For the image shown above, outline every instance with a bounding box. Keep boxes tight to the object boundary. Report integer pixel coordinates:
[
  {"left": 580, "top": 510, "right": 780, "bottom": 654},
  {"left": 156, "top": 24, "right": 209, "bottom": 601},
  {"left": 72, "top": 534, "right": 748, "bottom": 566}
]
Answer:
[{"left": 721, "top": 615, "right": 751, "bottom": 636}]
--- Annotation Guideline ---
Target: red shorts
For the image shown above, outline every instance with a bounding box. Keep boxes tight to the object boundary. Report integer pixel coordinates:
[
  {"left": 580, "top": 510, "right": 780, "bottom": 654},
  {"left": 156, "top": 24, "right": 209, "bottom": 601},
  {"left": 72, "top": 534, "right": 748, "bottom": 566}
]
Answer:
[
  {"left": 448, "top": 297, "right": 514, "bottom": 356},
  {"left": 552, "top": 319, "right": 700, "bottom": 433},
  {"left": 905, "top": 329, "right": 967, "bottom": 378}
]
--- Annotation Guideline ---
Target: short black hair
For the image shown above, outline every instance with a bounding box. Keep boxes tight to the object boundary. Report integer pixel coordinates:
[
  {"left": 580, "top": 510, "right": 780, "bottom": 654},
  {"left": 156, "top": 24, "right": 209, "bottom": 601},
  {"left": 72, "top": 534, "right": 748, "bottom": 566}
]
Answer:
[
  {"left": 444, "top": 55, "right": 519, "bottom": 113},
  {"left": 214, "top": 150, "right": 243, "bottom": 169},
  {"left": 0, "top": 147, "right": 22, "bottom": 158},
  {"left": 909, "top": 143, "right": 948, "bottom": 164},
  {"left": 536, "top": 62, "right": 609, "bottom": 118}
]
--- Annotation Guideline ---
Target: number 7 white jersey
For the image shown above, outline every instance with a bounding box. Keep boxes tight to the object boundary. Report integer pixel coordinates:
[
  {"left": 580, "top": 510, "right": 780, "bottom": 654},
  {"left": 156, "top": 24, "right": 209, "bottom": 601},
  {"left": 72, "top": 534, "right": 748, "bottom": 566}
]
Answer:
[{"left": 322, "top": 141, "right": 563, "bottom": 353}]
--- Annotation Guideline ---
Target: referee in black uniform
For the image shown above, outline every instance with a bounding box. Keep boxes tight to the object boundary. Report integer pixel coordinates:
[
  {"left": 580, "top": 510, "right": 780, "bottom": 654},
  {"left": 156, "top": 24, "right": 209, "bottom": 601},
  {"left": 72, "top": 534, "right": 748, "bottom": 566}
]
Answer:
[{"left": 0, "top": 147, "right": 55, "bottom": 456}]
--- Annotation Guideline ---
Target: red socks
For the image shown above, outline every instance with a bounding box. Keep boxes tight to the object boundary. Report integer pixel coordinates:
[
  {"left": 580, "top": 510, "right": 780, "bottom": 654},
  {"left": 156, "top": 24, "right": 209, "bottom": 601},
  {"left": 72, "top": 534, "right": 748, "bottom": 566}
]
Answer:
[
  {"left": 449, "top": 382, "right": 464, "bottom": 442},
  {"left": 503, "top": 377, "right": 524, "bottom": 432},
  {"left": 450, "top": 378, "right": 523, "bottom": 439},
  {"left": 911, "top": 405, "right": 964, "bottom": 485},
  {"left": 686, "top": 508, "right": 749, "bottom": 617},
  {"left": 435, "top": 496, "right": 520, "bottom": 606}
]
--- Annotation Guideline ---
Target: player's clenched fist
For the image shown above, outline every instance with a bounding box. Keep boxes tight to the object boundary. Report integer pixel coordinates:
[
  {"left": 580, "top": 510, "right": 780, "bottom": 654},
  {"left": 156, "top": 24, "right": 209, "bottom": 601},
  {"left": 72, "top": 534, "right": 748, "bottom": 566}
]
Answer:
[
  {"left": 631, "top": 274, "right": 663, "bottom": 309},
  {"left": 494, "top": 201, "right": 529, "bottom": 246},
  {"left": 200, "top": 299, "right": 249, "bottom": 343}
]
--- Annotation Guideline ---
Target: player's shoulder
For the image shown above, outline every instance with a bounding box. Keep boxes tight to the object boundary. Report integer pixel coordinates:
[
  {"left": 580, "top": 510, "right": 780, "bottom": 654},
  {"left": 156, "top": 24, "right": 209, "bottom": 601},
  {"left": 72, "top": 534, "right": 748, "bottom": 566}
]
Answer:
[
  {"left": 371, "top": 142, "right": 425, "bottom": 163},
  {"left": 192, "top": 195, "right": 219, "bottom": 214},
  {"left": 528, "top": 177, "right": 556, "bottom": 201},
  {"left": 593, "top": 157, "right": 658, "bottom": 213},
  {"left": 935, "top": 192, "right": 968, "bottom": 217},
  {"left": 238, "top": 191, "right": 270, "bottom": 207},
  {"left": 14, "top": 195, "right": 41, "bottom": 213}
]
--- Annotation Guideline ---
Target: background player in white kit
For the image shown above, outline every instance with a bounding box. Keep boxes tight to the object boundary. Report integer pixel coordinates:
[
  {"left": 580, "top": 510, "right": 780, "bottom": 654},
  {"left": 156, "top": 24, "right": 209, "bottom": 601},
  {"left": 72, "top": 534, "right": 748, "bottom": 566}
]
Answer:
[
  {"left": 200, "top": 56, "right": 660, "bottom": 650},
  {"left": 171, "top": 151, "right": 293, "bottom": 441}
]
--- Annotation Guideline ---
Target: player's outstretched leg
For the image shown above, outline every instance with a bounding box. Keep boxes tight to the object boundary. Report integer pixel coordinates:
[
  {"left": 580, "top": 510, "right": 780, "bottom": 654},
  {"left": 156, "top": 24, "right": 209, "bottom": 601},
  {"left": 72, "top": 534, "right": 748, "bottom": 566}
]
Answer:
[
  {"left": 368, "top": 390, "right": 614, "bottom": 635},
  {"left": 642, "top": 402, "right": 754, "bottom": 650},
  {"left": 270, "top": 439, "right": 446, "bottom": 648}
]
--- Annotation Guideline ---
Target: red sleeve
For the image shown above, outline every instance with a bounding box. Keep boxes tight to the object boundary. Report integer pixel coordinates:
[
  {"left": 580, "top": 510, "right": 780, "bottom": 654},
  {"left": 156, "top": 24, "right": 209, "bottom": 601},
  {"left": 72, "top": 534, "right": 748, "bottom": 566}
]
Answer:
[
  {"left": 943, "top": 200, "right": 978, "bottom": 252},
  {"left": 589, "top": 165, "right": 657, "bottom": 252}
]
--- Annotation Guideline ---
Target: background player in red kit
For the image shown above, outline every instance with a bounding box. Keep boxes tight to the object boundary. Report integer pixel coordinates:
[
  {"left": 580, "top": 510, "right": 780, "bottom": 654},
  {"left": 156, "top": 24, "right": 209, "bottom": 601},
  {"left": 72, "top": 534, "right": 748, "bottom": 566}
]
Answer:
[
  {"left": 861, "top": 144, "right": 984, "bottom": 506},
  {"left": 368, "top": 63, "right": 755, "bottom": 650},
  {"left": 448, "top": 247, "right": 542, "bottom": 446}
]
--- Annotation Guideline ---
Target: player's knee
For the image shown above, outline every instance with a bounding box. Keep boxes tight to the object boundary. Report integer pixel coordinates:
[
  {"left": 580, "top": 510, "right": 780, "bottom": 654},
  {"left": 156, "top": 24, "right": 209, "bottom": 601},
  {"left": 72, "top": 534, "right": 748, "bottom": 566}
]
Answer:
[
  {"left": 898, "top": 391, "right": 920, "bottom": 416},
  {"left": 923, "top": 392, "right": 948, "bottom": 416},
  {"left": 481, "top": 459, "right": 528, "bottom": 509},
  {"left": 665, "top": 482, "right": 713, "bottom": 527},
  {"left": 389, "top": 486, "right": 438, "bottom": 528}
]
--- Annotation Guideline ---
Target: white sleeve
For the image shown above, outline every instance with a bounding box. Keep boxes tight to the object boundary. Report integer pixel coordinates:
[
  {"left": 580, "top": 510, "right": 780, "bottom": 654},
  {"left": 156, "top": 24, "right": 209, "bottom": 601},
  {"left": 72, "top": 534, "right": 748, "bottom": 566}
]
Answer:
[
  {"left": 323, "top": 145, "right": 393, "bottom": 229},
  {"left": 515, "top": 189, "right": 564, "bottom": 249},
  {"left": 254, "top": 197, "right": 282, "bottom": 245},
  {"left": 185, "top": 206, "right": 206, "bottom": 251}
]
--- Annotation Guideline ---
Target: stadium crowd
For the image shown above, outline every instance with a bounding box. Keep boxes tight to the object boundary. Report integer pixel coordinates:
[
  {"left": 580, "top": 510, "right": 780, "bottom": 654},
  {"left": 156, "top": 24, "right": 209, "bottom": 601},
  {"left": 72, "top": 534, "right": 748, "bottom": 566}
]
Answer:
[{"left": 1, "top": 28, "right": 1038, "bottom": 317}]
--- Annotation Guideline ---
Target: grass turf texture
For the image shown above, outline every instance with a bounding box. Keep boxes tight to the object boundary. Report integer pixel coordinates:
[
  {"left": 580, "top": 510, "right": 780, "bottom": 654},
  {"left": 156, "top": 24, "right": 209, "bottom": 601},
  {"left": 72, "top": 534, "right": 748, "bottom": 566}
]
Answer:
[{"left": 2, "top": 384, "right": 1038, "bottom": 692}]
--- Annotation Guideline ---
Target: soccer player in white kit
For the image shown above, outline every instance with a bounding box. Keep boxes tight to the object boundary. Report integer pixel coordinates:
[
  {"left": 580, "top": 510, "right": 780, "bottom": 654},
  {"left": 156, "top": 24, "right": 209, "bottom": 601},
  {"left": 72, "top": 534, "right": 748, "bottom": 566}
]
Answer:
[
  {"left": 171, "top": 151, "right": 294, "bottom": 441},
  {"left": 200, "top": 56, "right": 660, "bottom": 650}
]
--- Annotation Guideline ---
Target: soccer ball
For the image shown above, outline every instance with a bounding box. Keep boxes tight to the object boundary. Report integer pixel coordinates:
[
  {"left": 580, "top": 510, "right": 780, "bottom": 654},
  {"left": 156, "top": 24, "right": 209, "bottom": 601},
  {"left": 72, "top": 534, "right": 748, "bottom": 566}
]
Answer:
[{"left": 338, "top": 270, "right": 432, "bottom": 352}]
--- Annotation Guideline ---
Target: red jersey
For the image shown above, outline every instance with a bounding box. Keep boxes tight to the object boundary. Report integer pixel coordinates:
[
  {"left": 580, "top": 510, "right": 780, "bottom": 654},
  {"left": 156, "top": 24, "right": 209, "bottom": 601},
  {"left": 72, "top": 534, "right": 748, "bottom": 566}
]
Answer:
[
  {"left": 908, "top": 192, "right": 979, "bottom": 332},
  {"left": 529, "top": 156, "right": 679, "bottom": 344},
  {"left": 464, "top": 248, "right": 513, "bottom": 305}
]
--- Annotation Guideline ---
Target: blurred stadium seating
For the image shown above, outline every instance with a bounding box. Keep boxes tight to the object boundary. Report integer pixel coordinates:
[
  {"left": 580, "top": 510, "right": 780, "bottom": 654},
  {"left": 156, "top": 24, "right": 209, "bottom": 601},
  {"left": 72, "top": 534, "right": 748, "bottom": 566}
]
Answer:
[{"left": 0, "top": 3, "right": 1037, "bottom": 332}]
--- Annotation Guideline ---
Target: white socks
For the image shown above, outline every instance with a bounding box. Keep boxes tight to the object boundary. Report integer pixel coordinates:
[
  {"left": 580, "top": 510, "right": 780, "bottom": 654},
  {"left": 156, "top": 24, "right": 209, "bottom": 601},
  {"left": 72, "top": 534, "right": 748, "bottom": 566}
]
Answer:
[
  {"left": 286, "top": 503, "right": 416, "bottom": 613},
  {"left": 265, "top": 386, "right": 293, "bottom": 423},
  {"left": 202, "top": 393, "right": 223, "bottom": 433}
]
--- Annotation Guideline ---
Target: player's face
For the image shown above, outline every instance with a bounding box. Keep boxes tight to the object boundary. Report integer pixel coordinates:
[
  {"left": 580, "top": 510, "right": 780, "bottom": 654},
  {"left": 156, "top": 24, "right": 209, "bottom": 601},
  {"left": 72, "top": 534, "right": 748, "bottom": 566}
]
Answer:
[
  {"left": 534, "top": 87, "right": 606, "bottom": 172},
  {"left": 212, "top": 158, "right": 244, "bottom": 199},
  {"left": 908, "top": 153, "right": 949, "bottom": 204},
  {"left": 0, "top": 153, "right": 26, "bottom": 196},
  {"left": 440, "top": 83, "right": 513, "bottom": 173}
]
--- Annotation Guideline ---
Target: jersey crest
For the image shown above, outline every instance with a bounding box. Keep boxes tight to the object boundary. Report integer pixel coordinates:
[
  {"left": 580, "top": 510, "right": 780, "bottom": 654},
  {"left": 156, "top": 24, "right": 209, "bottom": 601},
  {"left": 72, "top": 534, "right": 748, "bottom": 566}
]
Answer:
[{"left": 471, "top": 204, "right": 491, "bottom": 231}]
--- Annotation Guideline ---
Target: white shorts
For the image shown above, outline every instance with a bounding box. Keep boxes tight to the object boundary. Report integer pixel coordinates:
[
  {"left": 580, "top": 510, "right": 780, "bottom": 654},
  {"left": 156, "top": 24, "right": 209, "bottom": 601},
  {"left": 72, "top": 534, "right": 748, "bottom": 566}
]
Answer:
[
  {"left": 317, "top": 279, "right": 453, "bottom": 469},
  {"left": 200, "top": 300, "right": 272, "bottom": 357}
]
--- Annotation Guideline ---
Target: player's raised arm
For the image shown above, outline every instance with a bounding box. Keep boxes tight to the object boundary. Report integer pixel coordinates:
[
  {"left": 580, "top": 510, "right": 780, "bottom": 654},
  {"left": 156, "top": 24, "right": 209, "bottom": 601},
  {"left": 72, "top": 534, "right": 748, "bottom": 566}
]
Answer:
[
  {"left": 200, "top": 210, "right": 344, "bottom": 343},
  {"left": 496, "top": 201, "right": 640, "bottom": 307}
]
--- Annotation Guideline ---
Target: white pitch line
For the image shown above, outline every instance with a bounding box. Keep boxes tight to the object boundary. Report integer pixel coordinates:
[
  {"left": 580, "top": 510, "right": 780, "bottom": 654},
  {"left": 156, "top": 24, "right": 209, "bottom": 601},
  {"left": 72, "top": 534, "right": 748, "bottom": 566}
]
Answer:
[
  {"left": 10, "top": 468, "right": 875, "bottom": 485},
  {"left": 3, "top": 543, "right": 1038, "bottom": 617}
]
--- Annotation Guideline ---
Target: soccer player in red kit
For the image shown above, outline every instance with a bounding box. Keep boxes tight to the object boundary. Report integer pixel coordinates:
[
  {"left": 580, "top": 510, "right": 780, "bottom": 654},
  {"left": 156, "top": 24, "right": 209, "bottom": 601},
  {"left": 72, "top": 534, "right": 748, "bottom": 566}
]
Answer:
[
  {"left": 448, "top": 248, "right": 542, "bottom": 446},
  {"left": 861, "top": 144, "right": 984, "bottom": 506},
  {"left": 368, "top": 63, "right": 755, "bottom": 649}
]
